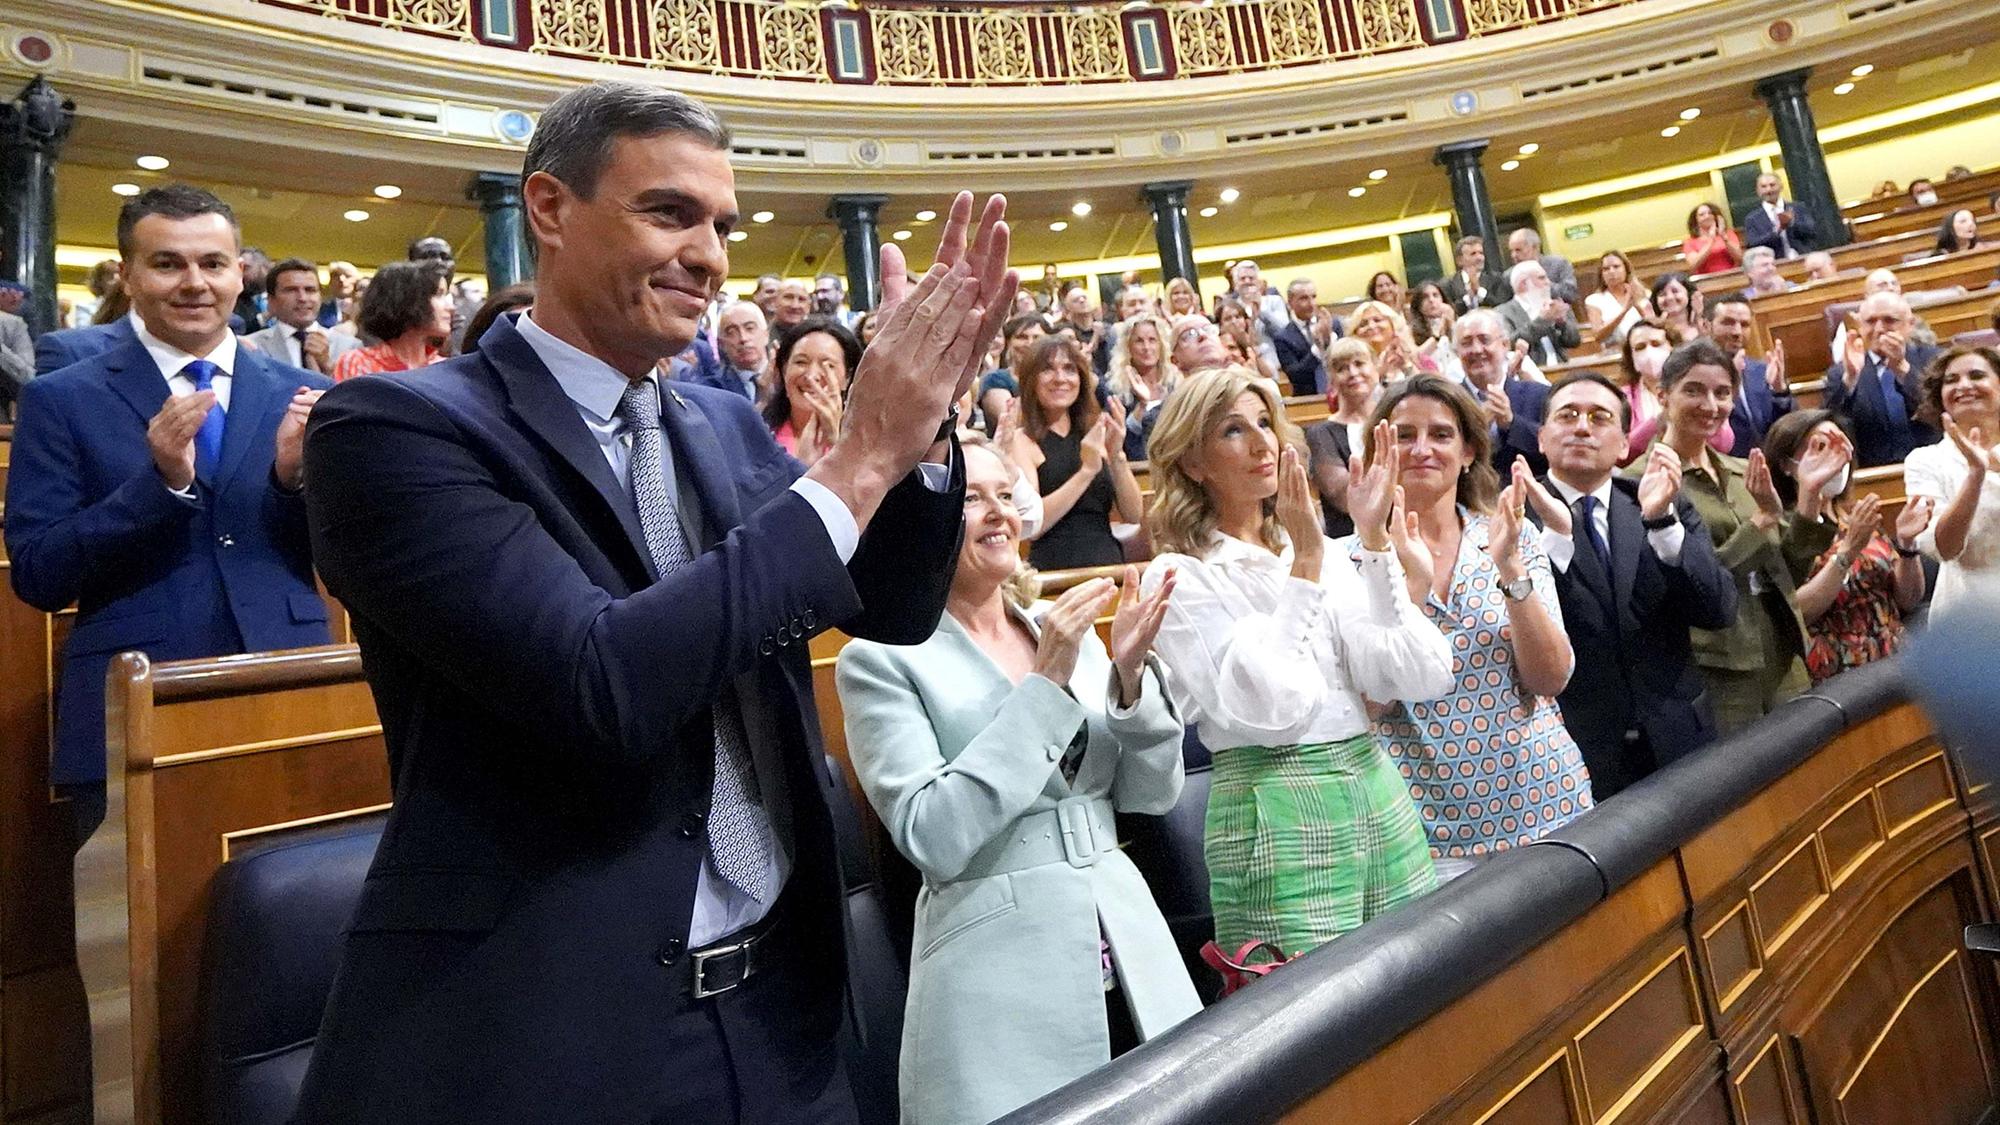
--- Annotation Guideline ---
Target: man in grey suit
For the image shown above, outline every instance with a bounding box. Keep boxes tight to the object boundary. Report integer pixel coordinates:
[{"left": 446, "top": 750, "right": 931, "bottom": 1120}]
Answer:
[
  {"left": 1509, "top": 228, "right": 1579, "bottom": 302},
  {"left": 0, "top": 301, "right": 32, "bottom": 408},
  {"left": 244, "top": 258, "right": 360, "bottom": 378}
]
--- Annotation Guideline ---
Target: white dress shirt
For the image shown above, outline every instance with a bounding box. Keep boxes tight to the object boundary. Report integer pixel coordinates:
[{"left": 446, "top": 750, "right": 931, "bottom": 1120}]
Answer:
[
  {"left": 1763, "top": 201, "right": 1795, "bottom": 257},
  {"left": 1540, "top": 475, "right": 1684, "bottom": 574},
  {"left": 1141, "top": 531, "right": 1452, "bottom": 752},
  {"left": 139, "top": 320, "right": 239, "bottom": 500},
  {"left": 271, "top": 319, "right": 329, "bottom": 370}
]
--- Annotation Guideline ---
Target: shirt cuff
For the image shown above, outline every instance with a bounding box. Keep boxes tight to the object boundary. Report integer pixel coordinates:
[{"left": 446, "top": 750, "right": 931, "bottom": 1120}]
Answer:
[
  {"left": 1648, "top": 522, "right": 1686, "bottom": 566},
  {"left": 790, "top": 477, "right": 859, "bottom": 564},
  {"left": 167, "top": 481, "right": 199, "bottom": 502},
  {"left": 1541, "top": 527, "right": 1575, "bottom": 573},
  {"left": 917, "top": 460, "right": 951, "bottom": 492}
]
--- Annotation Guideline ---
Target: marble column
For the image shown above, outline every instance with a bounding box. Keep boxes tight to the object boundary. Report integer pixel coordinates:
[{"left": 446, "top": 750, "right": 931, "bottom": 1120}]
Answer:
[
  {"left": 828, "top": 194, "right": 888, "bottom": 311},
  {"left": 1755, "top": 69, "right": 1848, "bottom": 249},
  {"left": 1142, "top": 180, "right": 1198, "bottom": 286},
  {"left": 469, "top": 172, "right": 532, "bottom": 288},
  {"left": 1434, "top": 140, "right": 1501, "bottom": 272},
  {"left": 0, "top": 77, "right": 76, "bottom": 337}
]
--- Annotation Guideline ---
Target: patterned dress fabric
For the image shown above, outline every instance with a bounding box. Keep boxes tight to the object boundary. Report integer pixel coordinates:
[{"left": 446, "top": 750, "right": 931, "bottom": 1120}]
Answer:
[
  {"left": 1804, "top": 534, "right": 1906, "bottom": 684},
  {"left": 1366, "top": 511, "right": 1595, "bottom": 858}
]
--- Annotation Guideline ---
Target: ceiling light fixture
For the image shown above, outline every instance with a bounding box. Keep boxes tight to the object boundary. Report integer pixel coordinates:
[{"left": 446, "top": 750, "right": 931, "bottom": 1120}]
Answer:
[
  {"left": 1660, "top": 126, "right": 1681, "bottom": 137},
  {"left": 1048, "top": 221, "right": 1068, "bottom": 232},
  {"left": 1834, "top": 82, "right": 1856, "bottom": 95},
  {"left": 111, "top": 183, "right": 141, "bottom": 196},
  {"left": 1850, "top": 64, "right": 1873, "bottom": 78},
  {"left": 1500, "top": 160, "right": 1521, "bottom": 171},
  {"left": 1071, "top": 201, "right": 1092, "bottom": 217},
  {"left": 1517, "top": 143, "right": 1539, "bottom": 155},
  {"left": 1218, "top": 187, "right": 1240, "bottom": 203},
  {"left": 1679, "top": 107, "right": 1701, "bottom": 121},
  {"left": 373, "top": 184, "right": 403, "bottom": 199},
  {"left": 914, "top": 209, "right": 937, "bottom": 222},
  {"left": 892, "top": 229, "right": 912, "bottom": 241},
  {"left": 751, "top": 210, "right": 775, "bottom": 223},
  {"left": 342, "top": 209, "right": 370, "bottom": 222},
  {"left": 726, "top": 231, "right": 747, "bottom": 243},
  {"left": 136, "top": 155, "right": 170, "bottom": 170},
  {"left": 1368, "top": 168, "right": 1388, "bottom": 180},
  {"left": 1347, "top": 187, "right": 1366, "bottom": 198},
  {"left": 1198, "top": 206, "right": 1218, "bottom": 218}
]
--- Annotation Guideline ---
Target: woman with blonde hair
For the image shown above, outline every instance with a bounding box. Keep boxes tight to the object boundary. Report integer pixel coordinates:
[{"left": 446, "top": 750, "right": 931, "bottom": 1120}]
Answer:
[
  {"left": 1165, "top": 276, "right": 1201, "bottom": 318},
  {"left": 1348, "top": 299, "right": 1435, "bottom": 383},
  {"left": 1104, "top": 313, "right": 1182, "bottom": 417},
  {"left": 1305, "top": 338, "right": 1384, "bottom": 538},
  {"left": 838, "top": 436, "right": 1198, "bottom": 1125},
  {"left": 1140, "top": 367, "right": 1453, "bottom": 957},
  {"left": 1010, "top": 336, "right": 1144, "bottom": 569}
]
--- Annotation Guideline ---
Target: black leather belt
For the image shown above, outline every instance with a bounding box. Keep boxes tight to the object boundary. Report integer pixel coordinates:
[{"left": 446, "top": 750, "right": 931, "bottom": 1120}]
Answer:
[{"left": 681, "top": 912, "right": 781, "bottom": 1001}]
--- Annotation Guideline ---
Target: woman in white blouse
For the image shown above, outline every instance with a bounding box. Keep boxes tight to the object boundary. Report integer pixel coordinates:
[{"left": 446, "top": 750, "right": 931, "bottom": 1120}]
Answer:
[
  {"left": 1907, "top": 345, "right": 2000, "bottom": 614},
  {"left": 1140, "top": 367, "right": 1454, "bottom": 958}
]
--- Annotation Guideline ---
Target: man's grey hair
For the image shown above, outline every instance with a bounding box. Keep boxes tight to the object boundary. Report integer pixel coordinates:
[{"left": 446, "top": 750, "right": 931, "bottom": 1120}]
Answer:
[
  {"left": 1455, "top": 235, "right": 1485, "bottom": 257},
  {"left": 524, "top": 82, "right": 730, "bottom": 200},
  {"left": 720, "top": 299, "right": 766, "bottom": 326},
  {"left": 1507, "top": 259, "right": 1547, "bottom": 288},
  {"left": 1456, "top": 308, "right": 1505, "bottom": 341},
  {"left": 1744, "top": 246, "right": 1776, "bottom": 267},
  {"left": 1510, "top": 228, "right": 1543, "bottom": 252},
  {"left": 1286, "top": 277, "right": 1316, "bottom": 296}
]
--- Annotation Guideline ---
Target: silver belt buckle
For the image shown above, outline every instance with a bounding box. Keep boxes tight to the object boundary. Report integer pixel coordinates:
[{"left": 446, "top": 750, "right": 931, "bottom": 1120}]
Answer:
[{"left": 691, "top": 937, "right": 755, "bottom": 999}]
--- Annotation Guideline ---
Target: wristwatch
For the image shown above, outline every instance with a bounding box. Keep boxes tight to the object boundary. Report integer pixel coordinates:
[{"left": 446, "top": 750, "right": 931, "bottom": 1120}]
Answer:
[
  {"left": 1499, "top": 576, "right": 1534, "bottom": 602},
  {"left": 1640, "top": 510, "right": 1680, "bottom": 531}
]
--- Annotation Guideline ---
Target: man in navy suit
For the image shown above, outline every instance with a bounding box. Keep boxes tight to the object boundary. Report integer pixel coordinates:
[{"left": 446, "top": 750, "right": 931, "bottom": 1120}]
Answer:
[
  {"left": 1706, "top": 295, "right": 1795, "bottom": 458},
  {"left": 5, "top": 185, "right": 331, "bottom": 846},
  {"left": 1270, "top": 277, "right": 1332, "bottom": 395},
  {"left": 34, "top": 313, "right": 136, "bottom": 375},
  {"left": 1455, "top": 308, "right": 1549, "bottom": 476},
  {"left": 1526, "top": 373, "right": 1737, "bottom": 798},
  {"left": 1742, "top": 172, "right": 1817, "bottom": 260},
  {"left": 294, "top": 82, "right": 1009, "bottom": 1124},
  {"left": 1824, "top": 291, "right": 1942, "bottom": 467}
]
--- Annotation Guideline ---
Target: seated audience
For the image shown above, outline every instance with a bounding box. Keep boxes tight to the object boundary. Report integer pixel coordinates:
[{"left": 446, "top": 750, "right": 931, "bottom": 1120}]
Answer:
[
  {"left": 1170, "top": 313, "right": 1231, "bottom": 378},
  {"left": 1906, "top": 345, "right": 2000, "bottom": 614},
  {"left": 1367, "top": 270, "right": 1406, "bottom": 311},
  {"left": 1508, "top": 227, "right": 1579, "bottom": 299},
  {"left": 1584, "top": 249, "right": 1652, "bottom": 347},
  {"left": 1803, "top": 250, "right": 1839, "bottom": 283},
  {"left": 1496, "top": 261, "right": 1581, "bottom": 366},
  {"left": 1528, "top": 373, "right": 1735, "bottom": 798},
  {"left": 1872, "top": 180, "right": 1902, "bottom": 200},
  {"left": 6, "top": 184, "right": 332, "bottom": 848},
  {"left": 770, "top": 277, "right": 811, "bottom": 331},
  {"left": 977, "top": 313, "right": 1051, "bottom": 423},
  {"left": 1305, "top": 338, "right": 1384, "bottom": 538},
  {"left": 685, "top": 299, "right": 768, "bottom": 403},
  {"left": 1681, "top": 202, "right": 1743, "bottom": 275},
  {"left": 1743, "top": 247, "right": 1793, "bottom": 297},
  {"left": 1909, "top": 178, "right": 1940, "bottom": 207},
  {"left": 1828, "top": 267, "right": 1911, "bottom": 360},
  {"left": 1455, "top": 308, "right": 1549, "bottom": 475},
  {"left": 1762, "top": 412, "right": 1929, "bottom": 684},
  {"left": 1141, "top": 368, "right": 1452, "bottom": 955},
  {"left": 1706, "top": 294, "right": 1794, "bottom": 457},
  {"left": 1365, "top": 376, "right": 1591, "bottom": 876},
  {"left": 1410, "top": 280, "right": 1462, "bottom": 381},
  {"left": 1650, "top": 272, "right": 1704, "bottom": 344},
  {"left": 1165, "top": 276, "right": 1201, "bottom": 318},
  {"left": 1635, "top": 340, "right": 1837, "bottom": 734},
  {"left": 1009, "top": 336, "right": 1143, "bottom": 569},
  {"left": 856, "top": 308, "right": 884, "bottom": 346},
  {"left": 1825, "top": 291, "right": 1942, "bottom": 466},
  {"left": 1349, "top": 299, "right": 1431, "bottom": 383},
  {"left": 836, "top": 440, "right": 1198, "bottom": 1125},
  {"left": 1218, "top": 314, "right": 1279, "bottom": 385},
  {"left": 1441, "top": 235, "right": 1509, "bottom": 313},
  {"left": 1621, "top": 318, "right": 1733, "bottom": 462},
  {"left": 761, "top": 314, "right": 860, "bottom": 465},
  {"left": 1105, "top": 312, "right": 1180, "bottom": 459},
  {"left": 1271, "top": 278, "right": 1332, "bottom": 395},
  {"left": 1744, "top": 172, "right": 1816, "bottom": 260},
  {"left": 331, "top": 259, "right": 452, "bottom": 381},
  {"left": 244, "top": 258, "right": 359, "bottom": 377},
  {"left": 460, "top": 282, "right": 535, "bottom": 355},
  {"left": 1055, "top": 284, "right": 1102, "bottom": 366},
  {"left": 1936, "top": 208, "right": 1981, "bottom": 255}
]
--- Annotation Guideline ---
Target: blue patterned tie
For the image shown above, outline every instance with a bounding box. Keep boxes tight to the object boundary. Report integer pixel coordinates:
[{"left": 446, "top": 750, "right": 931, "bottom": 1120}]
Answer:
[
  {"left": 617, "top": 379, "right": 776, "bottom": 902},
  {"left": 1879, "top": 361, "right": 1912, "bottom": 451},
  {"left": 184, "top": 360, "right": 225, "bottom": 477},
  {"left": 1576, "top": 495, "right": 1612, "bottom": 575}
]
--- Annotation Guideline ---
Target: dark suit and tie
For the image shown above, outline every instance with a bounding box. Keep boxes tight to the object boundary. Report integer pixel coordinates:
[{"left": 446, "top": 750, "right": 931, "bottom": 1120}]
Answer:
[
  {"left": 1823, "top": 345, "right": 1942, "bottom": 467},
  {"left": 1725, "top": 358, "right": 1795, "bottom": 458},
  {"left": 1271, "top": 319, "right": 1325, "bottom": 395},
  {"left": 1441, "top": 270, "right": 1509, "bottom": 313},
  {"left": 1742, "top": 201, "right": 1816, "bottom": 260},
  {"left": 5, "top": 333, "right": 332, "bottom": 807},
  {"left": 1535, "top": 476, "right": 1737, "bottom": 797},
  {"left": 1469, "top": 375, "right": 1551, "bottom": 477},
  {"left": 33, "top": 314, "right": 137, "bottom": 375},
  {"left": 293, "top": 312, "right": 964, "bottom": 1123}
]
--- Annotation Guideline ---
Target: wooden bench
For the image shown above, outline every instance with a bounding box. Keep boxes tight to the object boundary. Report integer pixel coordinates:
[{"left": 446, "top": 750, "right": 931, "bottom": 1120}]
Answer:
[
  {"left": 1849, "top": 188, "right": 2000, "bottom": 242},
  {"left": 1840, "top": 165, "right": 2000, "bottom": 221},
  {"left": 99, "top": 646, "right": 390, "bottom": 1125},
  {"left": 1751, "top": 246, "right": 2000, "bottom": 375},
  {"left": 1691, "top": 215, "right": 2000, "bottom": 300}
]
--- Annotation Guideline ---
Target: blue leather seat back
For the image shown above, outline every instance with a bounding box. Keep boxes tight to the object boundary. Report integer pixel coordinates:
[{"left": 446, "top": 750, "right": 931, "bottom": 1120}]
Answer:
[
  {"left": 197, "top": 817, "right": 384, "bottom": 1125},
  {"left": 1117, "top": 727, "right": 1215, "bottom": 995},
  {"left": 821, "top": 757, "right": 907, "bottom": 1125}
]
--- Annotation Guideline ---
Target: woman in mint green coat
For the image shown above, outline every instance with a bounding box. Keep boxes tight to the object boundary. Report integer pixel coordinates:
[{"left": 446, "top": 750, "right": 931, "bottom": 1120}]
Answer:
[{"left": 836, "top": 439, "right": 1200, "bottom": 1125}]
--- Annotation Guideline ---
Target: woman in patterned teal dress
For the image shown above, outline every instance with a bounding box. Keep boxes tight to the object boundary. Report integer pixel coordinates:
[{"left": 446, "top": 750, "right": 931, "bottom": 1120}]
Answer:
[{"left": 1359, "top": 375, "right": 1594, "bottom": 880}]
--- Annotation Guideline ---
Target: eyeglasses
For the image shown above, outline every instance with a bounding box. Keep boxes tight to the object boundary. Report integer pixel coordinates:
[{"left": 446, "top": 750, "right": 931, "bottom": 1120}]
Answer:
[
  {"left": 1176, "top": 325, "right": 1219, "bottom": 345},
  {"left": 1550, "top": 405, "right": 1621, "bottom": 429}
]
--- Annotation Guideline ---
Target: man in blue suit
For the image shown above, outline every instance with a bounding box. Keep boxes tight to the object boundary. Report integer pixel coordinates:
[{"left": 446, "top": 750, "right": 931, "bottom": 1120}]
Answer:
[
  {"left": 1741, "top": 172, "right": 1817, "bottom": 260},
  {"left": 5, "top": 185, "right": 331, "bottom": 846},
  {"left": 34, "top": 312, "right": 136, "bottom": 375},
  {"left": 1528, "top": 373, "right": 1737, "bottom": 798},
  {"left": 1707, "top": 295, "right": 1795, "bottom": 458},
  {"left": 1455, "top": 308, "right": 1550, "bottom": 476},
  {"left": 294, "top": 83, "right": 1008, "bottom": 1124},
  {"left": 1824, "top": 291, "right": 1942, "bottom": 467},
  {"left": 1270, "top": 277, "right": 1333, "bottom": 395}
]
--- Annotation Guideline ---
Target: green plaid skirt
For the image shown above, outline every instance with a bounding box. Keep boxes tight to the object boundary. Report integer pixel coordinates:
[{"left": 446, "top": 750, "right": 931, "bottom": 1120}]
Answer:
[{"left": 1205, "top": 734, "right": 1437, "bottom": 958}]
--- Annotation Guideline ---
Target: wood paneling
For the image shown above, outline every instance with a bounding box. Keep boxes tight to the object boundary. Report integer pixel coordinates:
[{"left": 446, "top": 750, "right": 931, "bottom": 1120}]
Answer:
[
  {"left": 1730, "top": 1034, "right": 1801, "bottom": 1125},
  {"left": 1749, "top": 246, "right": 2000, "bottom": 377}
]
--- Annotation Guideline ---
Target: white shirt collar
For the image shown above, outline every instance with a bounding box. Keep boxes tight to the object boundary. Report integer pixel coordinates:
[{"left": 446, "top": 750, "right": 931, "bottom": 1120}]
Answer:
[
  {"left": 517, "top": 311, "right": 643, "bottom": 426},
  {"left": 132, "top": 316, "right": 237, "bottom": 383},
  {"left": 1199, "top": 529, "right": 1293, "bottom": 568},
  {"left": 1547, "top": 474, "right": 1614, "bottom": 512}
]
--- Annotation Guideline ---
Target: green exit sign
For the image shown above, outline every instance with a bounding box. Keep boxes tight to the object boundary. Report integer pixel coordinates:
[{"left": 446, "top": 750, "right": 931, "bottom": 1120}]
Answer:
[{"left": 1565, "top": 223, "right": 1594, "bottom": 241}]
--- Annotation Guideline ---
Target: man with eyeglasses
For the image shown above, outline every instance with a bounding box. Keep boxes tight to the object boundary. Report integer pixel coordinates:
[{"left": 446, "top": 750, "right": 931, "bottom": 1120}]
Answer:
[
  {"left": 1454, "top": 308, "right": 1550, "bottom": 476},
  {"left": 1518, "top": 372, "right": 1736, "bottom": 798},
  {"left": 1169, "top": 313, "right": 1229, "bottom": 376}
]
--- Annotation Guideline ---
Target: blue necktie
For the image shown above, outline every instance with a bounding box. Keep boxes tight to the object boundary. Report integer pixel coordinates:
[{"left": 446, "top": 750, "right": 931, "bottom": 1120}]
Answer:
[
  {"left": 1576, "top": 495, "right": 1612, "bottom": 575},
  {"left": 184, "top": 360, "right": 225, "bottom": 477}
]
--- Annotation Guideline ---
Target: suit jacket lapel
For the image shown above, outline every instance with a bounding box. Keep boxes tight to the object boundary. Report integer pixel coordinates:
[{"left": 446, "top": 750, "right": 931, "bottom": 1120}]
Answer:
[
  {"left": 213, "top": 350, "right": 275, "bottom": 490},
  {"left": 1606, "top": 485, "right": 1646, "bottom": 617},
  {"left": 486, "top": 316, "right": 658, "bottom": 582},
  {"left": 103, "top": 338, "right": 170, "bottom": 426},
  {"left": 657, "top": 384, "right": 742, "bottom": 549}
]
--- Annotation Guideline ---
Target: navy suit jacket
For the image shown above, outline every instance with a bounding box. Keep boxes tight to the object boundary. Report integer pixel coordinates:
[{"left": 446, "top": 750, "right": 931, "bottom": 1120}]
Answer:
[
  {"left": 1474, "top": 376, "right": 1550, "bottom": 477},
  {"left": 1271, "top": 320, "right": 1324, "bottom": 395},
  {"left": 292, "top": 313, "right": 963, "bottom": 1123},
  {"left": 1742, "top": 202, "right": 1816, "bottom": 258},
  {"left": 1725, "top": 360, "right": 1795, "bottom": 458},
  {"left": 1823, "top": 345, "right": 1942, "bottom": 467},
  {"left": 1536, "top": 479, "right": 1736, "bottom": 797},
  {"left": 33, "top": 316, "right": 136, "bottom": 376},
  {"left": 5, "top": 339, "right": 332, "bottom": 784}
]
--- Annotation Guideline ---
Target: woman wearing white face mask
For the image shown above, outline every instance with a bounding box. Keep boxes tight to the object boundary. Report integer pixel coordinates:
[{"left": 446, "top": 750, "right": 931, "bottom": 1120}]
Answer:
[
  {"left": 1761, "top": 411, "right": 1931, "bottom": 683},
  {"left": 1618, "top": 319, "right": 1734, "bottom": 463}
]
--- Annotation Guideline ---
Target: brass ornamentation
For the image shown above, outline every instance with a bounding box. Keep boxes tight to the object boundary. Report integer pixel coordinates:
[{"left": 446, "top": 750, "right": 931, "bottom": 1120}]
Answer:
[
  {"left": 872, "top": 9, "right": 939, "bottom": 82},
  {"left": 1265, "top": 0, "right": 1328, "bottom": 62},
  {"left": 1355, "top": 0, "right": 1423, "bottom": 50},
  {"left": 650, "top": 0, "right": 717, "bottom": 66},
  {"left": 1066, "top": 11, "right": 1127, "bottom": 80},
  {"left": 1171, "top": 4, "right": 1234, "bottom": 72},
  {"left": 1466, "top": 0, "right": 1533, "bottom": 34},
  {"left": 757, "top": 4, "right": 824, "bottom": 76},
  {"left": 973, "top": 12, "right": 1034, "bottom": 81},
  {"left": 532, "top": 0, "right": 609, "bottom": 56}
]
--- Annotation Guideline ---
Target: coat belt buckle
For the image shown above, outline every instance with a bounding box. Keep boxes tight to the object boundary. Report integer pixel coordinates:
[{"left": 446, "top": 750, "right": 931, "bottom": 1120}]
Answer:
[
  {"left": 691, "top": 936, "right": 757, "bottom": 999},
  {"left": 1056, "top": 797, "right": 1103, "bottom": 869}
]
